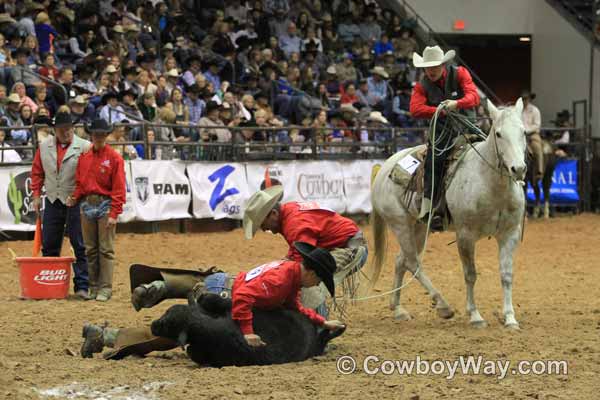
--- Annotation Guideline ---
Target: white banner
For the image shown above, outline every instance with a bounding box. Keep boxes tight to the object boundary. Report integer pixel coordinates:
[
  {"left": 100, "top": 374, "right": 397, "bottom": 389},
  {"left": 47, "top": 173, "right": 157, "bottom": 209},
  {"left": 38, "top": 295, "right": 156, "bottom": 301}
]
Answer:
[
  {"left": 130, "top": 160, "right": 191, "bottom": 221},
  {"left": 118, "top": 161, "right": 137, "bottom": 223},
  {"left": 245, "top": 161, "right": 298, "bottom": 203},
  {"left": 0, "top": 166, "right": 38, "bottom": 231},
  {"left": 187, "top": 162, "right": 250, "bottom": 220},
  {"left": 246, "top": 161, "right": 346, "bottom": 213},
  {"left": 291, "top": 161, "right": 346, "bottom": 213},
  {"left": 0, "top": 160, "right": 384, "bottom": 231},
  {"left": 342, "top": 160, "right": 382, "bottom": 214}
]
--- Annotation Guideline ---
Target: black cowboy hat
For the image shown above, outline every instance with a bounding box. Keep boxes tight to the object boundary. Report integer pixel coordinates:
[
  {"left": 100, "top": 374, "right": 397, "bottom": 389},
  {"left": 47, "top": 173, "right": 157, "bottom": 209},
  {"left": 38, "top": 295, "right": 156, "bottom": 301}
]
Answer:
[
  {"left": 101, "top": 91, "right": 118, "bottom": 105},
  {"left": 11, "top": 47, "right": 29, "bottom": 58},
  {"left": 205, "top": 100, "right": 220, "bottom": 113},
  {"left": 53, "top": 111, "right": 73, "bottom": 128},
  {"left": 118, "top": 88, "right": 138, "bottom": 101},
  {"left": 294, "top": 242, "right": 336, "bottom": 297},
  {"left": 136, "top": 53, "right": 156, "bottom": 65},
  {"left": 521, "top": 90, "right": 536, "bottom": 100},
  {"left": 186, "top": 54, "right": 203, "bottom": 65},
  {"left": 84, "top": 118, "right": 114, "bottom": 135}
]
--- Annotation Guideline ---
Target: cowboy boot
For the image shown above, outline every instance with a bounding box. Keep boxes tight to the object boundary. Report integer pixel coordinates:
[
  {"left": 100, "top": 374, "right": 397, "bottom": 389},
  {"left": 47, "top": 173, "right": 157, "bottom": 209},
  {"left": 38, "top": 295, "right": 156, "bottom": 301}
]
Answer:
[{"left": 81, "top": 323, "right": 119, "bottom": 358}]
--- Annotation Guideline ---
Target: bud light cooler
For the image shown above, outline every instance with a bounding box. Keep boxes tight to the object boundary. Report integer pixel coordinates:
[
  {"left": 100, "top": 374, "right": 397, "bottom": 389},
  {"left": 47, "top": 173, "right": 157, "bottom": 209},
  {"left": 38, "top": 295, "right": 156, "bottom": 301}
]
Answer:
[{"left": 16, "top": 257, "right": 74, "bottom": 299}]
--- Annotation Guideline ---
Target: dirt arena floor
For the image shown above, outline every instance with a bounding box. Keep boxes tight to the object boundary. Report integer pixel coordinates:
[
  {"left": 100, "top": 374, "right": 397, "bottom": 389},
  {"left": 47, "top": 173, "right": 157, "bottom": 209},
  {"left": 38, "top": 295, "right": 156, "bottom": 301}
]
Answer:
[{"left": 1, "top": 214, "right": 599, "bottom": 399}]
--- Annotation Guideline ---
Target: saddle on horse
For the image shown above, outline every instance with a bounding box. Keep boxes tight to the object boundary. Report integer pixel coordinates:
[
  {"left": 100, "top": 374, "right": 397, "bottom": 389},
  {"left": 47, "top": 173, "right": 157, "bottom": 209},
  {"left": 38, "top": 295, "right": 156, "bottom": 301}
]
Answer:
[{"left": 388, "top": 135, "right": 478, "bottom": 230}]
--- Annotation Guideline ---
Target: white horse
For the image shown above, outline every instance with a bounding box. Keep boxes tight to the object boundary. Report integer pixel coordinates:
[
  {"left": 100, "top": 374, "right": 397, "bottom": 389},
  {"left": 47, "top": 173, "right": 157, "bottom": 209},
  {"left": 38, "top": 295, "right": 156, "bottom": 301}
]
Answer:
[{"left": 370, "top": 99, "right": 527, "bottom": 329}]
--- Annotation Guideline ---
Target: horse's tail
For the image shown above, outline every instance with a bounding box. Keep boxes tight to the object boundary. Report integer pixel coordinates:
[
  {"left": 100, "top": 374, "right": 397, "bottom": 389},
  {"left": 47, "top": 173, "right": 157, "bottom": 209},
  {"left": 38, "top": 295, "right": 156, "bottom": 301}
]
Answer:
[{"left": 369, "top": 164, "right": 387, "bottom": 290}]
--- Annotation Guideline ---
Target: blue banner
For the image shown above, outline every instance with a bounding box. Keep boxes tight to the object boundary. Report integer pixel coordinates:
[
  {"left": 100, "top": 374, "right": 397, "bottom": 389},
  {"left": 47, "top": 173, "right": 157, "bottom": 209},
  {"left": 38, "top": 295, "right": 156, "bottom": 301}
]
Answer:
[{"left": 527, "top": 158, "right": 579, "bottom": 204}]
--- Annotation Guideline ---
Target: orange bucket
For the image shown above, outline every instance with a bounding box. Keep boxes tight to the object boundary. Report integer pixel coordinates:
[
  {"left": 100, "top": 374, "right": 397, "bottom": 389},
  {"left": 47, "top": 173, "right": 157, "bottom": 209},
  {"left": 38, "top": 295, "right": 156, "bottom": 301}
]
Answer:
[{"left": 16, "top": 256, "right": 74, "bottom": 299}]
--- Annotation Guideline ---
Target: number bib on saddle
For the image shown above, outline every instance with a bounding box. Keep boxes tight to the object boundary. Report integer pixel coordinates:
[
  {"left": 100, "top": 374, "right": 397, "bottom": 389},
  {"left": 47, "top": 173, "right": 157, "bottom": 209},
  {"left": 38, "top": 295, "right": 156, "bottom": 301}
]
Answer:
[{"left": 245, "top": 260, "right": 284, "bottom": 281}]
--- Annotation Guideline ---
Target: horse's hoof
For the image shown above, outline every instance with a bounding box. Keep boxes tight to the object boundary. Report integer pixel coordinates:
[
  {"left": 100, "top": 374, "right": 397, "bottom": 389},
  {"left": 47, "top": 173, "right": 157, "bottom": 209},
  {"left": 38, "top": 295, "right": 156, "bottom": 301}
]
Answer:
[
  {"left": 394, "top": 307, "right": 412, "bottom": 321},
  {"left": 470, "top": 320, "right": 488, "bottom": 329},
  {"left": 505, "top": 323, "right": 521, "bottom": 331},
  {"left": 436, "top": 307, "right": 455, "bottom": 319}
]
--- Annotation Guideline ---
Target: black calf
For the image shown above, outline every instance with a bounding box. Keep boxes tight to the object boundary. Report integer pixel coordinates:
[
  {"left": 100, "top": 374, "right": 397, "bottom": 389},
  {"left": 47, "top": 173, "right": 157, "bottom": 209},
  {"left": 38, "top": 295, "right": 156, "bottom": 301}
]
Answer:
[{"left": 151, "top": 294, "right": 345, "bottom": 367}]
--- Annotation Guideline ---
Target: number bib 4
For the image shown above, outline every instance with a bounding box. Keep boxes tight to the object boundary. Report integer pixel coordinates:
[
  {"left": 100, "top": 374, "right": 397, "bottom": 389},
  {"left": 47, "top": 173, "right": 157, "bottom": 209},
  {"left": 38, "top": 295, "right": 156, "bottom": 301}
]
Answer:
[{"left": 245, "top": 260, "right": 284, "bottom": 282}]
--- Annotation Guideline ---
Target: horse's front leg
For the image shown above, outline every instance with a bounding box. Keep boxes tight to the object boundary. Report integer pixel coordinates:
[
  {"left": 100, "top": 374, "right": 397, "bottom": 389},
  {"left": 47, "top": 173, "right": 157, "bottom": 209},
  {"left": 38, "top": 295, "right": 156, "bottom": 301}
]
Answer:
[
  {"left": 457, "top": 233, "right": 486, "bottom": 328},
  {"left": 496, "top": 230, "right": 521, "bottom": 329}
]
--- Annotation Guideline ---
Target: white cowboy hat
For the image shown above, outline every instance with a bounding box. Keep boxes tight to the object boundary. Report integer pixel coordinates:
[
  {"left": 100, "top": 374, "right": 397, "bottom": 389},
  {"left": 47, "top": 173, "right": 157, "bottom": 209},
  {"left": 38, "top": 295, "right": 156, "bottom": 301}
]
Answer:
[
  {"left": 7, "top": 93, "right": 21, "bottom": 103},
  {"left": 412, "top": 45, "right": 455, "bottom": 68},
  {"left": 243, "top": 186, "right": 284, "bottom": 239},
  {"left": 367, "top": 111, "right": 388, "bottom": 124},
  {"left": 370, "top": 66, "right": 389, "bottom": 79},
  {"left": 326, "top": 65, "right": 337, "bottom": 75},
  {"left": 166, "top": 68, "right": 179, "bottom": 77},
  {"left": 339, "top": 103, "right": 359, "bottom": 114}
]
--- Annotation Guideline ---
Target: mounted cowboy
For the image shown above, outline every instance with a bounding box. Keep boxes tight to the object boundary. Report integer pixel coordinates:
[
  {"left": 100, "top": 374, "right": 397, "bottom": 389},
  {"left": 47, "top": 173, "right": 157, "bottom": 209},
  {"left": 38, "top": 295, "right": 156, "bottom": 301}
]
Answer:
[
  {"left": 409, "top": 45, "right": 480, "bottom": 224},
  {"left": 520, "top": 90, "right": 543, "bottom": 179}
]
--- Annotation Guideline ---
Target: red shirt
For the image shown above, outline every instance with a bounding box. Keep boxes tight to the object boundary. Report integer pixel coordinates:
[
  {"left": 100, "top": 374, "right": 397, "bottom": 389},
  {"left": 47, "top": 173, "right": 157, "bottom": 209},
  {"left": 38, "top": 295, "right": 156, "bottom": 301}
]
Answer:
[
  {"left": 30, "top": 139, "right": 71, "bottom": 198},
  {"left": 72, "top": 145, "right": 126, "bottom": 219},
  {"left": 231, "top": 260, "right": 325, "bottom": 335},
  {"left": 280, "top": 202, "right": 359, "bottom": 261},
  {"left": 409, "top": 66, "right": 480, "bottom": 119}
]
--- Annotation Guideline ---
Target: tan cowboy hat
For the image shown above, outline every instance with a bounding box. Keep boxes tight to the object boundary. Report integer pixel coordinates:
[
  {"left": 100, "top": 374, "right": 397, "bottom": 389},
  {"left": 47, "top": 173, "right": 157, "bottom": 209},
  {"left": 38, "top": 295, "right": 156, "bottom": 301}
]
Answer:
[
  {"left": 412, "top": 45, "right": 455, "bottom": 68},
  {"left": 56, "top": 7, "right": 75, "bottom": 22},
  {"left": 370, "top": 66, "right": 389, "bottom": 79},
  {"left": 71, "top": 95, "right": 87, "bottom": 105},
  {"left": 124, "top": 24, "right": 141, "bottom": 32},
  {"left": 339, "top": 103, "right": 359, "bottom": 114},
  {"left": 243, "top": 186, "right": 284, "bottom": 240},
  {"left": 105, "top": 65, "right": 118, "bottom": 74},
  {"left": 163, "top": 42, "right": 174, "bottom": 51},
  {"left": 0, "top": 13, "right": 16, "bottom": 24},
  {"left": 113, "top": 25, "right": 125, "bottom": 34},
  {"left": 367, "top": 111, "right": 389, "bottom": 124},
  {"left": 7, "top": 93, "right": 21, "bottom": 103},
  {"left": 166, "top": 68, "right": 179, "bottom": 77}
]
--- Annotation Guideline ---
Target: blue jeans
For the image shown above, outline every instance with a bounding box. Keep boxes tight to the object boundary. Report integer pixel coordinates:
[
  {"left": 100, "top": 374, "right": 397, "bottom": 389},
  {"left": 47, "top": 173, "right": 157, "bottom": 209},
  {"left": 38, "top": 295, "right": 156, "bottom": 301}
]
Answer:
[{"left": 42, "top": 198, "right": 89, "bottom": 291}]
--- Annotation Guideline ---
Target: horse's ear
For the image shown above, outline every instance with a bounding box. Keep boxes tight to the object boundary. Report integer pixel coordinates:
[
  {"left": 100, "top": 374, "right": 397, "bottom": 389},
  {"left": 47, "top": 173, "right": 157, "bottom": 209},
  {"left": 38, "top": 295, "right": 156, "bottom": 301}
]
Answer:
[
  {"left": 487, "top": 99, "right": 500, "bottom": 121},
  {"left": 514, "top": 97, "right": 524, "bottom": 115}
]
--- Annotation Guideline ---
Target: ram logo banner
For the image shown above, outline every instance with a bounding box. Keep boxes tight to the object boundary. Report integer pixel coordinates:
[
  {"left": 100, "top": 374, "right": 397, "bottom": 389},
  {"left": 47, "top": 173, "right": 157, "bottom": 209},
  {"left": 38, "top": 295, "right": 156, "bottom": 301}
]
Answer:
[{"left": 135, "top": 177, "right": 150, "bottom": 204}]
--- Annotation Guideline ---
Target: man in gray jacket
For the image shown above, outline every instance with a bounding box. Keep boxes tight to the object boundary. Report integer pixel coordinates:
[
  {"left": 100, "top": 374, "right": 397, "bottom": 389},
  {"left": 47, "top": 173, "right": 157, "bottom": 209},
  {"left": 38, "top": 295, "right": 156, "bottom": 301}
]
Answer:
[{"left": 30, "top": 109, "right": 91, "bottom": 299}]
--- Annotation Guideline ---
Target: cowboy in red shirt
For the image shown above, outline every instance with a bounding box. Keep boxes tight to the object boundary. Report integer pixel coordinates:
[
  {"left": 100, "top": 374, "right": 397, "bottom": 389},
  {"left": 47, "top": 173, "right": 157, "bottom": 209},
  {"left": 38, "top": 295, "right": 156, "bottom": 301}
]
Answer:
[
  {"left": 241, "top": 185, "right": 368, "bottom": 314},
  {"left": 81, "top": 242, "right": 345, "bottom": 356},
  {"left": 409, "top": 45, "right": 480, "bottom": 225},
  {"left": 232, "top": 242, "right": 344, "bottom": 346},
  {"left": 67, "top": 118, "right": 126, "bottom": 302}
]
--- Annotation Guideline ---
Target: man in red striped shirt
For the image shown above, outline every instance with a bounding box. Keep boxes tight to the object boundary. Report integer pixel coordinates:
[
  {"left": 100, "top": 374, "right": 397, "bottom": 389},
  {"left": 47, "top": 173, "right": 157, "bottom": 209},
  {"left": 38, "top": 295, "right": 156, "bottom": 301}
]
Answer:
[
  {"left": 409, "top": 46, "right": 480, "bottom": 222},
  {"left": 67, "top": 118, "right": 126, "bottom": 302}
]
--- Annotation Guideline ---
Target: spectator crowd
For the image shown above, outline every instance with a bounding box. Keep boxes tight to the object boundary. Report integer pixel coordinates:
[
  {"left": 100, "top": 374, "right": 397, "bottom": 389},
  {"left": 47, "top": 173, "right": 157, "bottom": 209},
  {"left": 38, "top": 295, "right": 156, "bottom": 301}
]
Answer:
[{"left": 0, "top": 0, "right": 428, "bottom": 162}]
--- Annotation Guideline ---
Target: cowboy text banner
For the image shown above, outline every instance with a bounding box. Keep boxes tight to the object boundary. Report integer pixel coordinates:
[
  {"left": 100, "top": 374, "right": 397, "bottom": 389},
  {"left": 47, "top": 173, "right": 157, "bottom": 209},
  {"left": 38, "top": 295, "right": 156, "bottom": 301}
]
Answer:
[
  {"left": 130, "top": 160, "right": 191, "bottom": 221},
  {"left": 187, "top": 162, "right": 250, "bottom": 220},
  {"left": 246, "top": 161, "right": 346, "bottom": 213},
  {"left": 0, "top": 166, "right": 39, "bottom": 231}
]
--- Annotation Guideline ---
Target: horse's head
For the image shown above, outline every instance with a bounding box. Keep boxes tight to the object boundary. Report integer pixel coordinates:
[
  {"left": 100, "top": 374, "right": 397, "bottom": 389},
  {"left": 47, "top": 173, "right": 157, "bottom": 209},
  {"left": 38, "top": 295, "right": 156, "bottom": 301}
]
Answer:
[{"left": 487, "top": 98, "right": 527, "bottom": 181}]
